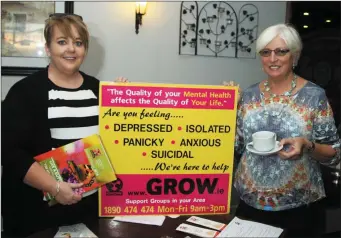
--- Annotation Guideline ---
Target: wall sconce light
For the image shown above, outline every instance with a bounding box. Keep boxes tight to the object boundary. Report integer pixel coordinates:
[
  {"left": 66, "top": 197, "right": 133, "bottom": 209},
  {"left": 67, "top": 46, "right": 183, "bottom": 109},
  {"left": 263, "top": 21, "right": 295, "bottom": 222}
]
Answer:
[{"left": 135, "top": 2, "right": 147, "bottom": 34}]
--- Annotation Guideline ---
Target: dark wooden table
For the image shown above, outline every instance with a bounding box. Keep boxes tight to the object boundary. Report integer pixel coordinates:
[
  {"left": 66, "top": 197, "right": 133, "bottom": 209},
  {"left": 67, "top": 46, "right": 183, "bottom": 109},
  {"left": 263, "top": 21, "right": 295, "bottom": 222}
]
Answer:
[{"left": 27, "top": 214, "right": 286, "bottom": 238}]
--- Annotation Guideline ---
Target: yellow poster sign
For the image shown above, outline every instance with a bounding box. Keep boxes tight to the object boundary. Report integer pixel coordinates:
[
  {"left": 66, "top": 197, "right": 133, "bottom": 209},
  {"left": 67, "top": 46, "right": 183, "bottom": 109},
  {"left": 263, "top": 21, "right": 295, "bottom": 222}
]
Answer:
[{"left": 99, "top": 82, "right": 238, "bottom": 216}]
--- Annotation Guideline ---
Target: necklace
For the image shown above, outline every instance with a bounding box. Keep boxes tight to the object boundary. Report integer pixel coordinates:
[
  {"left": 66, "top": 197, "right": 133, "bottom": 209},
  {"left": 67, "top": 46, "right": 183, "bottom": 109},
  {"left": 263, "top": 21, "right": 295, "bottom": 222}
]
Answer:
[
  {"left": 261, "top": 74, "right": 297, "bottom": 119},
  {"left": 264, "top": 74, "right": 298, "bottom": 98}
]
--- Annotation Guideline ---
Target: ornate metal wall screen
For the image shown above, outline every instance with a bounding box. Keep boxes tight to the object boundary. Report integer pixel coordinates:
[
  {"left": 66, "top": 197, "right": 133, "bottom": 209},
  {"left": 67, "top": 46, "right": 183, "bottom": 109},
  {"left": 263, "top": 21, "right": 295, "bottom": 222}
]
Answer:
[{"left": 179, "top": 1, "right": 259, "bottom": 58}]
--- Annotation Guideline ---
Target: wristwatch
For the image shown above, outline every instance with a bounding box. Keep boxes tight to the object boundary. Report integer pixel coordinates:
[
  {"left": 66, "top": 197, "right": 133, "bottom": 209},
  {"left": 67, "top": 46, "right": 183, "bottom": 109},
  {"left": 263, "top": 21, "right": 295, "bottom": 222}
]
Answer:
[{"left": 306, "top": 141, "right": 315, "bottom": 153}]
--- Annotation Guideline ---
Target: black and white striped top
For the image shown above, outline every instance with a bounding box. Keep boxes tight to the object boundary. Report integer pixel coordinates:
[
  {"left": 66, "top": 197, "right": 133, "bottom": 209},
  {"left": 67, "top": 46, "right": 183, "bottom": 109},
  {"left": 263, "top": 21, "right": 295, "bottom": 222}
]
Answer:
[
  {"left": 2, "top": 68, "right": 100, "bottom": 222},
  {"left": 47, "top": 78, "right": 99, "bottom": 149}
]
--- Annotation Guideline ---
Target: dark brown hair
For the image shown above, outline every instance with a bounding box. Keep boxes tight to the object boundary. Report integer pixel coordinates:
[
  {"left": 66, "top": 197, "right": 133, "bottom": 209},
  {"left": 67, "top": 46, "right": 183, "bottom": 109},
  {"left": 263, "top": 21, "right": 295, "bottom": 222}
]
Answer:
[{"left": 44, "top": 15, "right": 89, "bottom": 51}]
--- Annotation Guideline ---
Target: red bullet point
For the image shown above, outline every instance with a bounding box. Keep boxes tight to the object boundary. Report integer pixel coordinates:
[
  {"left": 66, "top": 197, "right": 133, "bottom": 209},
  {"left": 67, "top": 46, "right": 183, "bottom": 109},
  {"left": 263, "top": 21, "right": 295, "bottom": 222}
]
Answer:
[
  {"left": 171, "top": 140, "right": 175, "bottom": 144},
  {"left": 178, "top": 126, "right": 182, "bottom": 131},
  {"left": 114, "top": 140, "right": 119, "bottom": 144},
  {"left": 105, "top": 125, "right": 110, "bottom": 130},
  {"left": 142, "top": 152, "right": 147, "bottom": 156}
]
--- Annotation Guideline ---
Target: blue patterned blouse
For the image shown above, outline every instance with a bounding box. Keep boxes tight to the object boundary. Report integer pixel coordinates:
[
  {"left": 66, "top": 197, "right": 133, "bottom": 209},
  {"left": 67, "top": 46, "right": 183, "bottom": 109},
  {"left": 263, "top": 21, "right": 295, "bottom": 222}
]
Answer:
[{"left": 234, "top": 81, "right": 340, "bottom": 211}]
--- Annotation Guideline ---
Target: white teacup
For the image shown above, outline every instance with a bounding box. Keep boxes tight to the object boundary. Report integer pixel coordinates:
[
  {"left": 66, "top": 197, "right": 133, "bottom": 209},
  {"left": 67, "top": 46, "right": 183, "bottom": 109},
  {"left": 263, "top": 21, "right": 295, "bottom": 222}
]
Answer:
[{"left": 252, "top": 131, "right": 277, "bottom": 152}]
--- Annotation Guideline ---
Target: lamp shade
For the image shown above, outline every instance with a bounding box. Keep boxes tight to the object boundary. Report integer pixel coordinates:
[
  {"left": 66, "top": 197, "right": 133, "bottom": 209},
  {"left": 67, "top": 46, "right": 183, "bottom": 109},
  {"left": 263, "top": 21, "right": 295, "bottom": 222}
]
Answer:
[{"left": 136, "top": 2, "right": 147, "bottom": 15}]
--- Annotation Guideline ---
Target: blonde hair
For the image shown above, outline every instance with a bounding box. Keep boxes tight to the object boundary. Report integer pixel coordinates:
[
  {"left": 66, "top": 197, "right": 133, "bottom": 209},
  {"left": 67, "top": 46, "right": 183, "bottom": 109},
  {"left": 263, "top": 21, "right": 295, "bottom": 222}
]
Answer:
[
  {"left": 44, "top": 15, "right": 89, "bottom": 51},
  {"left": 256, "top": 23, "right": 302, "bottom": 65}
]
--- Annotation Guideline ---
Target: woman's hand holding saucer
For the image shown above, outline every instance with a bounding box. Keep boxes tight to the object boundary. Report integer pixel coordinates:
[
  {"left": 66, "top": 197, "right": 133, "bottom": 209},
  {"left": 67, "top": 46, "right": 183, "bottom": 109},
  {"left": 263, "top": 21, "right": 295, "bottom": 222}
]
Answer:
[{"left": 278, "top": 137, "right": 306, "bottom": 160}]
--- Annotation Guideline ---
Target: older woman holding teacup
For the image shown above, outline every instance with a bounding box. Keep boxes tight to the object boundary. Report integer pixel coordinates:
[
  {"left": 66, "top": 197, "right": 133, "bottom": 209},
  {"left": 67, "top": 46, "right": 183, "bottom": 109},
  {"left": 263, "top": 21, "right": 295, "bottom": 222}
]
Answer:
[{"left": 230, "top": 23, "right": 340, "bottom": 237}]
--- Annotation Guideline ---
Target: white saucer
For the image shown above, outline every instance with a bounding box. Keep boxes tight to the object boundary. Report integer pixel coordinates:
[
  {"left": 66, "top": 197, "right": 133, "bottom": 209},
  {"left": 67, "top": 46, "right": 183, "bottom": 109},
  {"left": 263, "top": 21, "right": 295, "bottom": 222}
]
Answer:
[{"left": 246, "top": 141, "right": 283, "bottom": 155}]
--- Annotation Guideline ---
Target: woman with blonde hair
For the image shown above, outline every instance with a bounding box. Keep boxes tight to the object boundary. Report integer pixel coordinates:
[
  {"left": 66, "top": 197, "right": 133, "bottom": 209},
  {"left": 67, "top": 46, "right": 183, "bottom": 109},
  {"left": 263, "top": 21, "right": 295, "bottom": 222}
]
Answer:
[
  {"left": 232, "top": 23, "right": 340, "bottom": 237},
  {"left": 2, "top": 14, "right": 126, "bottom": 237}
]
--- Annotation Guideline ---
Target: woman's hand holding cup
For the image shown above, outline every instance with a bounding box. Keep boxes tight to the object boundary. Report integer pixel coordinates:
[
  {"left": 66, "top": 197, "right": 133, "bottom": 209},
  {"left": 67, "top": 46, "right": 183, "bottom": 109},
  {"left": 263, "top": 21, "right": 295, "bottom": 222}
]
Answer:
[{"left": 278, "top": 137, "right": 306, "bottom": 160}]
